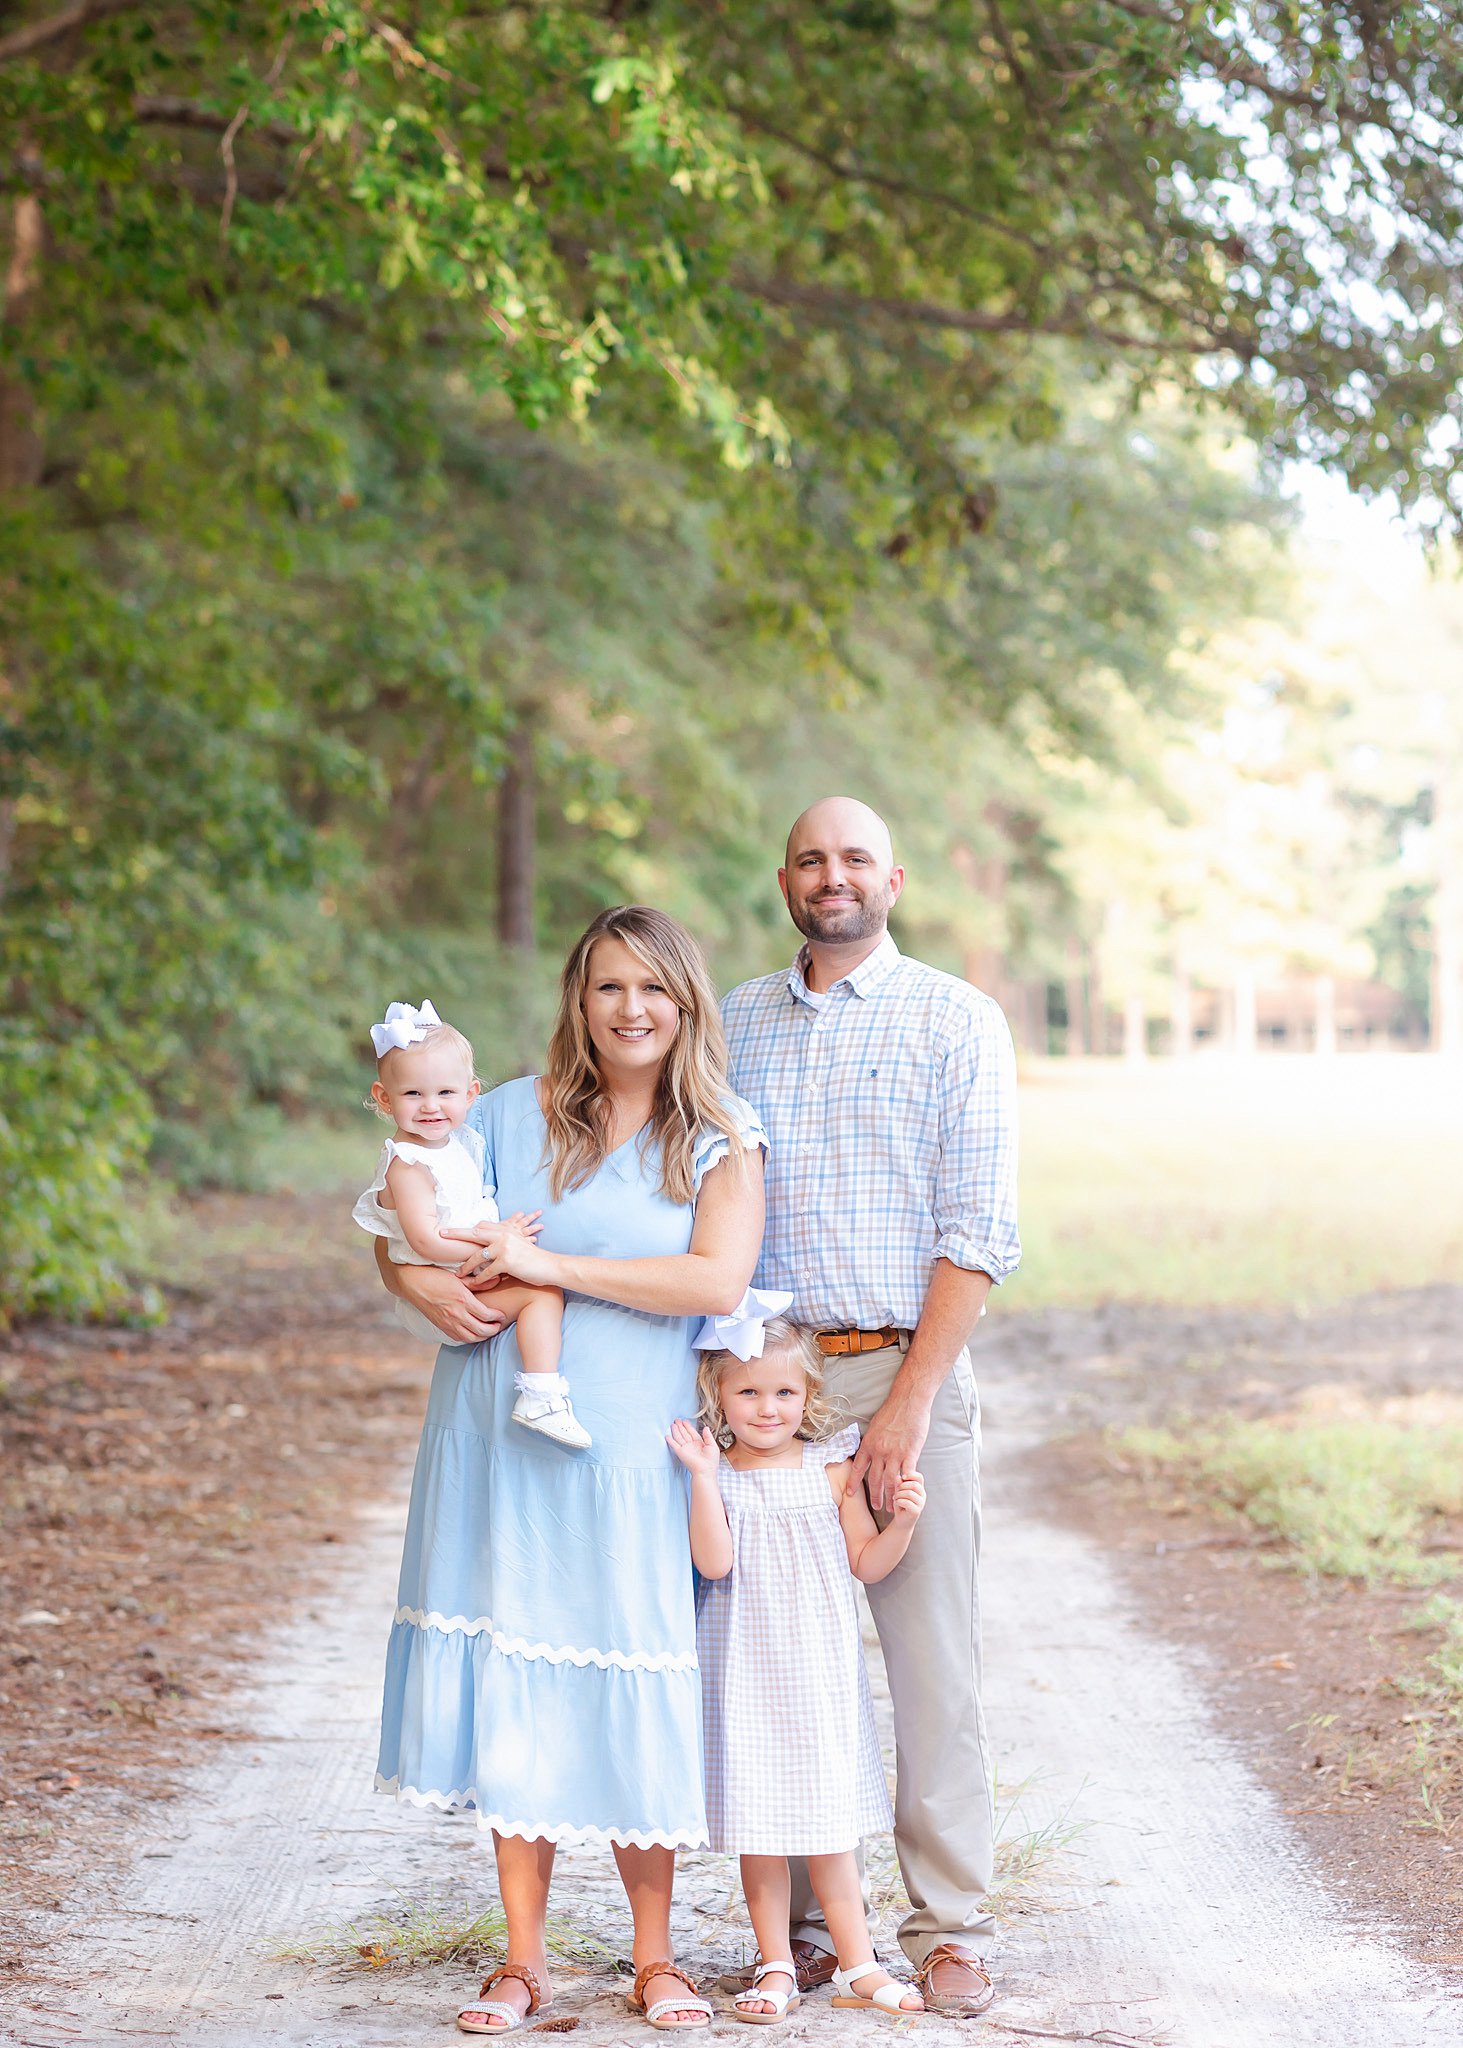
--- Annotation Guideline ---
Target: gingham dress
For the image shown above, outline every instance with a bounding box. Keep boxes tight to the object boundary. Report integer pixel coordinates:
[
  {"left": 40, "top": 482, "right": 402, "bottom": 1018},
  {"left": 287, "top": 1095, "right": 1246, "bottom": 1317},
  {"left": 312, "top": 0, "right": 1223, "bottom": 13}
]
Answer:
[{"left": 698, "top": 1423, "right": 894, "bottom": 1856}]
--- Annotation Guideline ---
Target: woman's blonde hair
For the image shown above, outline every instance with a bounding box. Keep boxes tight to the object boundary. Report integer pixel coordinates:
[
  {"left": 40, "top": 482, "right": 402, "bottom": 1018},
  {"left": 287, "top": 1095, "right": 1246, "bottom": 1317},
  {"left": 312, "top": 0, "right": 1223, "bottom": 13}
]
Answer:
[
  {"left": 697, "top": 1318, "right": 844, "bottom": 1445},
  {"left": 540, "top": 905, "right": 744, "bottom": 1206}
]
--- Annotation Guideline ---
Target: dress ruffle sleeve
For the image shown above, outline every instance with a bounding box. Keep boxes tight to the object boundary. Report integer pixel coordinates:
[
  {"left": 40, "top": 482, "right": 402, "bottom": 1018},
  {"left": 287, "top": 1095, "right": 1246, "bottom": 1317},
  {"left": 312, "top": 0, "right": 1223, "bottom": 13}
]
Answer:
[
  {"left": 691, "top": 1092, "right": 770, "bottom": 1196},
  {"left": 805, "top": 1421, "right": 862, "bottom": 1467}
]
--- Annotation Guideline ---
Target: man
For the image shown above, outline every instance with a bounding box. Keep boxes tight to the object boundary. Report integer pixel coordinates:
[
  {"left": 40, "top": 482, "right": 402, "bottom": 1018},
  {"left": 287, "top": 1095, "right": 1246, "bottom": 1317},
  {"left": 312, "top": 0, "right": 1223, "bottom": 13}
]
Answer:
[{"left": 720, "top": 795, "right": 1020, "bottom": 2018}]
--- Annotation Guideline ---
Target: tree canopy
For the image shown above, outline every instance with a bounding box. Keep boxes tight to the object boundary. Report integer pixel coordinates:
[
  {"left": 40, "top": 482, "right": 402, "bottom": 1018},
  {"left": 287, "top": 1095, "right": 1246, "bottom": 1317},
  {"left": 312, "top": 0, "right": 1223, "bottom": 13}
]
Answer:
[{"left": 2, "top": 0, "right": 1460, "bottom": 1318}]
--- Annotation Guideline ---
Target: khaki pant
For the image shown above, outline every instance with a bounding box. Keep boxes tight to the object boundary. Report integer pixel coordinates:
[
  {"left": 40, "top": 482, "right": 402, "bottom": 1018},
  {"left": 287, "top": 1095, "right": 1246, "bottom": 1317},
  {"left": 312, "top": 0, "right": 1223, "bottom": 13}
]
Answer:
[{"left": 789, "top": 1339, "right": 995, "bottom": 1966}]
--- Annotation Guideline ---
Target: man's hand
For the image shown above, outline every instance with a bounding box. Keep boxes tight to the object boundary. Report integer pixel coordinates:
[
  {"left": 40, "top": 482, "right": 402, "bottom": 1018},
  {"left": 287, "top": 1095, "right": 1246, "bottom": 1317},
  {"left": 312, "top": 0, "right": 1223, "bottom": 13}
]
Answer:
[
  {"left": 395, "top": 1262, "right": 509, "bottom": 1344},
  {"left": 852, "top": 1389, "right": 932, "bottom": 1514}
]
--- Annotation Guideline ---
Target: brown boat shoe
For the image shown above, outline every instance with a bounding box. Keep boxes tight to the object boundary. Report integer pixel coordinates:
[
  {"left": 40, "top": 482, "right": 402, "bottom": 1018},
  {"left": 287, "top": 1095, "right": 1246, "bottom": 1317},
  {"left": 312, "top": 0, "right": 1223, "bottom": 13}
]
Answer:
[
  {"left": 914, "top": 1943, "right": 995, "bottom": 2016},
  {"left": 718, "top": 1940, "right": 839, "bottom": 1997}
]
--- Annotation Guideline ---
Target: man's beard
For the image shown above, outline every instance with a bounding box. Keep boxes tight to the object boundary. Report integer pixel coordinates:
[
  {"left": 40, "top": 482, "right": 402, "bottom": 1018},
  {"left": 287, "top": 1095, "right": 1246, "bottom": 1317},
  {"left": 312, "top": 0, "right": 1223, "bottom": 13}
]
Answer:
[{"left": 789, "top": 887, "right": 891, "bottom": 946}]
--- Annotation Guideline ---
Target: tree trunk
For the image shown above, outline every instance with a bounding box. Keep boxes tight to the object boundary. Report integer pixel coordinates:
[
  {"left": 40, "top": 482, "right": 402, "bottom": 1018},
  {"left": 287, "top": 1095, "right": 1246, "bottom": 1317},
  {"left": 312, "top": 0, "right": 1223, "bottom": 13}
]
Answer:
[
  {"left": 0, "top": 191, "right": 44, "bottom": 494},
  {"left": 1433, "top": 757, "right": 1463, "bottom": 1057},
  {"left": 1123, "top": 992, "right": 1146, "bottom": 1064},
  {"left": 496, "top": 717, "right": 536, "bottom": 952},
  {"left": 1314, "top": 974, "right": 1337, "bottom": 1057},
  {"left": 1064, "top": 939, "right": 1088, "bottom": 1056},
  {"left": 1233, "top": 967, "right": 1258, "bottom": 1056},
  {"left": 1170, "top": 966, "right": 1192, "bottom": 1057}
]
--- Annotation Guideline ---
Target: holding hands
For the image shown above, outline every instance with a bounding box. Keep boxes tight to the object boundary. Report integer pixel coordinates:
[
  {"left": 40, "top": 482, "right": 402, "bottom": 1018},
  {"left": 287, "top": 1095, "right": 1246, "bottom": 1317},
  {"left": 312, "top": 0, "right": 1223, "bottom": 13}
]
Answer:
[
  {"left": 444, "top": 1210, "right": 554, "bottom": 1289},
  {"left": 889, "top": 1470, "right": 926, "bottom": 1527}
]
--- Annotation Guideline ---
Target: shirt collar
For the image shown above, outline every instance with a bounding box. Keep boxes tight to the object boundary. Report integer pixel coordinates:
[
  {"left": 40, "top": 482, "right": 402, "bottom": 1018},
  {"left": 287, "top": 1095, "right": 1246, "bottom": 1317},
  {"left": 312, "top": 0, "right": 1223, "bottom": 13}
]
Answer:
[{"left": 787, "top": 932, "right": 901, "bottom": 1007}]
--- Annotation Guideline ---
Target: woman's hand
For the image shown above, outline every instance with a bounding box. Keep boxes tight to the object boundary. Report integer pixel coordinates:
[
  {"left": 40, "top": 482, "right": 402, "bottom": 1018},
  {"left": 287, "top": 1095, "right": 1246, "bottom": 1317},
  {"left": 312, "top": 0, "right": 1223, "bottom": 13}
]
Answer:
[
  {"left": 666, "top": 1419, "right": 722, "bottom": 1478},
  {"left": 393, "top": 1260, "right": 510, "bottom": 1344},
  {"left": 446, "top": 1223, "right": 560, "bottom": 1290}
]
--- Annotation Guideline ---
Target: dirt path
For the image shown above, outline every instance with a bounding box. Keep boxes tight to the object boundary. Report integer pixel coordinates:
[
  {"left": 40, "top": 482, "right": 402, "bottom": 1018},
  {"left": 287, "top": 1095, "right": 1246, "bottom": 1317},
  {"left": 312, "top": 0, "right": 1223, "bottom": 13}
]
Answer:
[{"left": 8, "top": 1345, "right": 1462, "bottom": 2048}]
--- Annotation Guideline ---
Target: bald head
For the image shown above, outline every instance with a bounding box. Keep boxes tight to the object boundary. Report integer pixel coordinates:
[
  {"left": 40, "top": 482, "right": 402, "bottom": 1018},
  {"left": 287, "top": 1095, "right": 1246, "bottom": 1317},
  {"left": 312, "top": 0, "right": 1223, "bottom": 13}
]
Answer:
[
  {"left": 779, "top": 796, "right": 904, "bottom": 960},
  {"left": 784, "top": 796, "right": 895, "bottom": 871}
]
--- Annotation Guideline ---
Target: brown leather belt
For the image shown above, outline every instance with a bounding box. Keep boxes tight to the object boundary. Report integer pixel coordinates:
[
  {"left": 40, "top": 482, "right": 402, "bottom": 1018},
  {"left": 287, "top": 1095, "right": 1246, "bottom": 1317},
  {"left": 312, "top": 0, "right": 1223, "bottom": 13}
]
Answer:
[{"left": 814, "top": 1325, "right": 906, "bottom": 1357}]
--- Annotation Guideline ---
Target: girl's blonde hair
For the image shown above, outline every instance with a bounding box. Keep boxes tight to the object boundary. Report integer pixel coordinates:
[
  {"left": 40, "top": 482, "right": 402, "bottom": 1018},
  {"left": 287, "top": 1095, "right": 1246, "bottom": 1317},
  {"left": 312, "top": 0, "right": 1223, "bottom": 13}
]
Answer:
[
  {"left": 697, "top": 1318, "right": 844, "bottom": 1445},
  {"left": 540, "top": 904, "right": 744, "bottom": 1207}
]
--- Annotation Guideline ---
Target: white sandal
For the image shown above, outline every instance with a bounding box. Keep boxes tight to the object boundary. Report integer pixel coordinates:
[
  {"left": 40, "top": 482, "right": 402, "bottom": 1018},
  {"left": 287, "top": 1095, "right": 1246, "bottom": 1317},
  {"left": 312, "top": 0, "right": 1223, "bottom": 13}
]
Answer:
[
  {"left": 734, "top": 1960, "right": 801, "bottom": 2026},
  {"left": 831, "top": 1959, "right": 926, "bottom": 2019},
  {"left": 457, "top": 1961, "right": 547, "bottom": 2033}
]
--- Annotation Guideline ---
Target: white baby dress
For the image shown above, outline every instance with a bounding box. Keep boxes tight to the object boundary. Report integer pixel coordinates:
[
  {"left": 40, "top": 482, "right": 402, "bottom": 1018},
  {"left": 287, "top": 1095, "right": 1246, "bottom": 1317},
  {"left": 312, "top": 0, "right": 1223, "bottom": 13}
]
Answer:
[{"left": 353, "top": 1126, "right": 498, "bottom": 1342}]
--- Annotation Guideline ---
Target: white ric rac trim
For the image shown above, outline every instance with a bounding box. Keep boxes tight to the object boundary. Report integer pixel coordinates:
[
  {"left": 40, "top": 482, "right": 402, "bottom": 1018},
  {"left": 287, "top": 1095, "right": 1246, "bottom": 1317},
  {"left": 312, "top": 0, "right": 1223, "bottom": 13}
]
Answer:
[
  {"left": 393, "top": 1605, "right": 699, "bottom": 1674},
  {"left": 374, "top": 1775, "right": 709, "bottom": 1850}
]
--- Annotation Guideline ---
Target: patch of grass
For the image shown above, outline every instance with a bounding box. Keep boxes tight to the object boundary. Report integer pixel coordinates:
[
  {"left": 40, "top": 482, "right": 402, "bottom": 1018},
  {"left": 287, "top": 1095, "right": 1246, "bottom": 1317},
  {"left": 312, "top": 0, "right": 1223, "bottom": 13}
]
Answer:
[
  {"left": 987, "top": 1773, "right": 1089, "bottom": 1918},
  {"left": 279, "top": 1893, "right": 621, "bottom": 1974},
  {"left": 1121, "top": 1411, "right": 1463, "bottom": 1827},
  {"left": 1015, "top": 1054, "right": 1463, "bottom": 1310},
  {"left": 1117, "top": 1415, "right": 1463, "bottom": 1583}
]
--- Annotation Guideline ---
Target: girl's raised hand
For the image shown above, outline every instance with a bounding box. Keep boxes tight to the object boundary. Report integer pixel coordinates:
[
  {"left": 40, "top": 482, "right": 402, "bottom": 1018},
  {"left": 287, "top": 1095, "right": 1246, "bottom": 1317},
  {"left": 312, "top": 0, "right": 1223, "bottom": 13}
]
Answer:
[
  {"left": 666, "top": 1418, "right": 722, "bottom": 1477},
  {"left": 890, "top": 1471, "right": 926, "bottom": 1526}
]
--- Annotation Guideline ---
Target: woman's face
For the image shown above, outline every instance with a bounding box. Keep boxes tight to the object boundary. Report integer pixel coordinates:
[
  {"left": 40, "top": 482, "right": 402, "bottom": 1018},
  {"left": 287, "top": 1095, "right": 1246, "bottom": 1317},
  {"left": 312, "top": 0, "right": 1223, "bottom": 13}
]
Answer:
[{"left": 582, "top": 936, "right": 682, "bottom": 1083}]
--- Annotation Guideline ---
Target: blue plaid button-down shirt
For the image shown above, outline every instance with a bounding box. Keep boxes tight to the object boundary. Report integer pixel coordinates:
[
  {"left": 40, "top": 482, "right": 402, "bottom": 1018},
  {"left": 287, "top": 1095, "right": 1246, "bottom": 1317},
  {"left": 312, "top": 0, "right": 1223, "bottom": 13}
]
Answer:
[{"left": 722, "top": 934, "right": 1020, "bottom": 1331}]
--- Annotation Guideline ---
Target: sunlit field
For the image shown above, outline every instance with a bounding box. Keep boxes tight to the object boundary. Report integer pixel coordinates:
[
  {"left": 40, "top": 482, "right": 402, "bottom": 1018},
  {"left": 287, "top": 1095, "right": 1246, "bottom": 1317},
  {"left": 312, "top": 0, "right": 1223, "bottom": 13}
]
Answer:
[{"left": 1013, "top": 1055, "right": 1463, "bottom": 1312}]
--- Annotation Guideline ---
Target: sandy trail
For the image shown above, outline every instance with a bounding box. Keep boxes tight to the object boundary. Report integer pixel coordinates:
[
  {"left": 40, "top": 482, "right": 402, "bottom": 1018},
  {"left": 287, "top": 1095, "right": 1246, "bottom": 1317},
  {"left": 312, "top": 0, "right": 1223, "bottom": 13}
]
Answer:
[{"left": 7, "top": 1364, "right": 1462, "bottom": 2048}]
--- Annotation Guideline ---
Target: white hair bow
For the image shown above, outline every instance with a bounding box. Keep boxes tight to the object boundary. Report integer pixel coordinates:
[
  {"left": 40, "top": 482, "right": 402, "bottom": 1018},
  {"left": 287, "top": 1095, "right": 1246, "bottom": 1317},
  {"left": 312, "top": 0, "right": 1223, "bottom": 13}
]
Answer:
[
  {"left": 370, "top": 999, "right": 443, "bottom": 1057},
  {"left": 692, "top": 1286, "right": 796, "bottom": 1362}
]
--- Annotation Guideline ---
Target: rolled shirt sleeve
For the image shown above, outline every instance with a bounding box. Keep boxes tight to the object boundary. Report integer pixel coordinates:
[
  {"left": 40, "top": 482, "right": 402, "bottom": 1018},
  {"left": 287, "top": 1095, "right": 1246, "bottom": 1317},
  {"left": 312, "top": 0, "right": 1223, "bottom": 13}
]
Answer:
[{"left": 931, "top": 992, "right": 1021, "bottom": 1284}]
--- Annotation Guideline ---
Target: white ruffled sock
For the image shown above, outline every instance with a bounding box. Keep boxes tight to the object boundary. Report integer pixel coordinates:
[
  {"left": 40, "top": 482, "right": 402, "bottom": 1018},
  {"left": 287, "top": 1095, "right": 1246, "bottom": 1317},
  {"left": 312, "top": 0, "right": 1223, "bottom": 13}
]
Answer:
[{"left": 515, "top": 1371, "right": 567, "bottom": 1397}]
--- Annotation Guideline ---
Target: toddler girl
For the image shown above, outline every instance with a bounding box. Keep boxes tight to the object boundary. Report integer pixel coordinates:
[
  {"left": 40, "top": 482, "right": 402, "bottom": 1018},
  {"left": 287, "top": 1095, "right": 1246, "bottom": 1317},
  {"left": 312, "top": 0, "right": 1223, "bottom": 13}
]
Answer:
[
  {"left": 667, "top": 1316, "right": 927, "bottom": 2024},
  {"left": 352, "top": 1000, "right": 589, "bottom": 1450}
]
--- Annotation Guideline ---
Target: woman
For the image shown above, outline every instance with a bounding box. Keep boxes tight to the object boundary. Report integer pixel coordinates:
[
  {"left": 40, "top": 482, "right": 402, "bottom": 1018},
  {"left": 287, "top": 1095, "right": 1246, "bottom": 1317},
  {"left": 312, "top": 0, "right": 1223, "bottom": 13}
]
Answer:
[{"left": 375, "top": 906, "right": 766, "bottom": 2034}]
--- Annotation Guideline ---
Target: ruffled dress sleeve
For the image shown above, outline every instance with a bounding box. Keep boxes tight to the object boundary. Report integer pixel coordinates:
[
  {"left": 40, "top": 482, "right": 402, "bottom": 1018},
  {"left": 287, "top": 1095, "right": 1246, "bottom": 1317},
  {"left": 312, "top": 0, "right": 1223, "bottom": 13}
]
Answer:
[
  {"left": 804, "top": 1421, "right": 862, "bottom": 1467},
  {"left": 352, "top": 1139, "right": 403, "bottom": 1243},
  {"left": 691, "top": 1091, "right": 770, "bottom": 1197}
]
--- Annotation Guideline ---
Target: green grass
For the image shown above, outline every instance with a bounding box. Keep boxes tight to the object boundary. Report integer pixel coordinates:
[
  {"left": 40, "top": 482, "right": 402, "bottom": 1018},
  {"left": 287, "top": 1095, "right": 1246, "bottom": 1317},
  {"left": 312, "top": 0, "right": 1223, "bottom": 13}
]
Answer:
[
  {"left": 278, "top": 1895, "right": 621, "bottom": 1973},
  {"left": 1014, "top": 1054, "right": 1463, "bottom": 1310},
  {"left": 1118, "top": 1413, "right": 1463, "bottom": 1583}
]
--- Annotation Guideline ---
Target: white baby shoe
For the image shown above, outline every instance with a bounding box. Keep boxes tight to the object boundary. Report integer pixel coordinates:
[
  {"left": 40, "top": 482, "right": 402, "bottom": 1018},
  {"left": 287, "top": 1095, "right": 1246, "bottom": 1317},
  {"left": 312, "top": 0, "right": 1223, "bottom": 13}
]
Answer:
[{"left": 511, "top": 1373, "right": 592, "bottom": 1449}]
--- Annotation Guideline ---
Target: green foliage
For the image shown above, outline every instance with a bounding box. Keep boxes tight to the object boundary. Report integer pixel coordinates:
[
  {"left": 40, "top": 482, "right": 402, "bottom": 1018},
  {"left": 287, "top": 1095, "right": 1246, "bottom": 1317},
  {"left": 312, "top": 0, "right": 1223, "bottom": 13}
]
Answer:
[
  {"left": 1120, "top": 1415, "right": 1463, "bottom": 1582},
  {"left": 0, "top": 1026, "right": 153, "bottom": 1322}
]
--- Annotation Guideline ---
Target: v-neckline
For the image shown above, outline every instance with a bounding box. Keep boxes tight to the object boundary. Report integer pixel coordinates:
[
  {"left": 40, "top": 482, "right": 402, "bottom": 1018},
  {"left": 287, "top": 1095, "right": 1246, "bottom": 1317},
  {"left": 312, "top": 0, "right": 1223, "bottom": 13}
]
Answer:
[{"left": 531, "top": 1078, "right": 651, "bottom": 1159}]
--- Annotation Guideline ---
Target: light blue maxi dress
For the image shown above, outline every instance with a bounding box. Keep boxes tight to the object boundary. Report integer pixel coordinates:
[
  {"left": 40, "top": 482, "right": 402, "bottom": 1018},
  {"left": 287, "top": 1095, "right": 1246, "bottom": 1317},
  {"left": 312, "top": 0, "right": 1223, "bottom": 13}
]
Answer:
[{"left": 376, "top": 1075, "right": 766, "bottom": 1850}]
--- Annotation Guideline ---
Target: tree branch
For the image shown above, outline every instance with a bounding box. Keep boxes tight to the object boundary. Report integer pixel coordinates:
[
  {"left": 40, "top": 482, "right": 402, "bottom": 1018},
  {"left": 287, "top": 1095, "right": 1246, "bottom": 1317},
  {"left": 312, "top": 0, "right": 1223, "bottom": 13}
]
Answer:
[
  {"left": 0, "top": 0, "right": 141, "bottom": 64},
  {"left": 735, "top": 272, "right": 1256, "bottom": 358},
  {"left": 132, "top": 94, "right": 298, "bottom": 147}
]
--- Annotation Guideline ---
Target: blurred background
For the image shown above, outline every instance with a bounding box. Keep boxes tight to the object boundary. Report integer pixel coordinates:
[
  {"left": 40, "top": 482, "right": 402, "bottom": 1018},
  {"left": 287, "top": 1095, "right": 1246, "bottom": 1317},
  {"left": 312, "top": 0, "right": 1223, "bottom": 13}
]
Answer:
[{"left": 1, "top": 3, "right": 1461, "bottom": 1325}]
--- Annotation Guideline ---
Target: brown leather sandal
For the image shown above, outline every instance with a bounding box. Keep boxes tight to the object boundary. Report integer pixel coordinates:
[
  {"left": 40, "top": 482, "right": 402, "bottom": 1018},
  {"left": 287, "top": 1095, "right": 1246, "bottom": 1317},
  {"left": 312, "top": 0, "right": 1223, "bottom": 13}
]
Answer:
[
  {"left": 457, "top": 1961, "right": 546, "bottom": 2034},
  {"left": 627, "top": 1959, "right": 714, "bottom": 2031},
  {"left": 913, "top": 1943, "right": 995, "bottom": 2016}
]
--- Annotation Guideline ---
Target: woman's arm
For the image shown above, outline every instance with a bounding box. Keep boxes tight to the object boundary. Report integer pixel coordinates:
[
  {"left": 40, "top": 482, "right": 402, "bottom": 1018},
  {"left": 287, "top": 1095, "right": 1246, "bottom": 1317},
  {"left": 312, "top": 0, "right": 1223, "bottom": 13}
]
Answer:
[
  {"left": 450, "top": 1146, "right": 765, "bottom": 1318},
  {"left": 373, "top": 1237, "right": 509, "bottom": 1344}
]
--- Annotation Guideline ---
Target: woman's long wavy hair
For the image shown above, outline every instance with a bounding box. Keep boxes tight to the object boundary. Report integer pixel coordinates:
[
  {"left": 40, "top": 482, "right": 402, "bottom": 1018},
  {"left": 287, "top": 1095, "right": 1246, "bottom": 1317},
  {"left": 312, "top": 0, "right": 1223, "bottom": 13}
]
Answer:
[{"left": 540, "top": 905, "right": 744, "bottom": 1207}]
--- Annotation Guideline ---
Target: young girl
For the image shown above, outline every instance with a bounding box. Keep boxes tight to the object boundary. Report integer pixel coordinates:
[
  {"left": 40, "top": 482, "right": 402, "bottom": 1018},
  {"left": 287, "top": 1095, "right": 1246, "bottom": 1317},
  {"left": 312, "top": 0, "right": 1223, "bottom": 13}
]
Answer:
[
  {"left": 352, "top": 1000, "right": 589, "bottom": 1450},
  {"left": 667, "top": 1317, "right": 927, "bottom": 2025}
]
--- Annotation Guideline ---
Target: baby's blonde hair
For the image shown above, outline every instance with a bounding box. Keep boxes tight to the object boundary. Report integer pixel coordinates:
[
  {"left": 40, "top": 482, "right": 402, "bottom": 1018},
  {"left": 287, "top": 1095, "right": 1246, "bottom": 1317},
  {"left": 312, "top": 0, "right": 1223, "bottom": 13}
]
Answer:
[
  {"left": 697, "top": 1317, "right": 844, "bottom": 1445},
  {"left": 371, "top": 1021, "right": 478, "bottom": 1119}
]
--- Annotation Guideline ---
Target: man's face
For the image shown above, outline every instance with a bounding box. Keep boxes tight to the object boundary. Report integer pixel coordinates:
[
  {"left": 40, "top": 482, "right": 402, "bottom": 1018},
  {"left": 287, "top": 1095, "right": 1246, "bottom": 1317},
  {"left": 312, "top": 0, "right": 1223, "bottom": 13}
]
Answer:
[{"left": 779, "top": 817, "right": 902, "bottom": 946}]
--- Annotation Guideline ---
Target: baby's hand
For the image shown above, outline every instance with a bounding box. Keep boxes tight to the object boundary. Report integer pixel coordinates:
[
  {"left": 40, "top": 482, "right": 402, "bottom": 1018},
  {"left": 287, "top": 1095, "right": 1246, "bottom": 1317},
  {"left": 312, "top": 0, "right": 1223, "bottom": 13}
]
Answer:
[
  {"left": 666, "top": 1419, "right": 722, "bottom": 1478},
  {"left": 890, "top": 1471, "right": 926, "bottom": 1526},
  {"left": 443, "top": 1210, "right": 543, "bottom": 1249}
]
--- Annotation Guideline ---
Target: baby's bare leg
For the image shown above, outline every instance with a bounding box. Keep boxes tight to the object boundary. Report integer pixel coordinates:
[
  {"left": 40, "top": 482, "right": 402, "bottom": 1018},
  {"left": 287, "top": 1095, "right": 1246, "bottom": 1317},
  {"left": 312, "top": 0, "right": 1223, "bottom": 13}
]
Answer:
[{"left": 485, "top": 1282, "right": 564, "bottom": 1377}]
